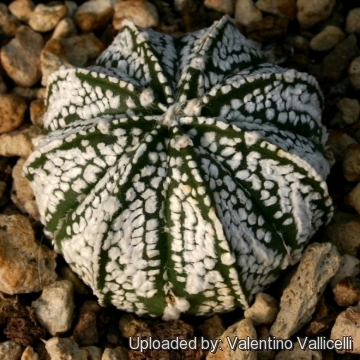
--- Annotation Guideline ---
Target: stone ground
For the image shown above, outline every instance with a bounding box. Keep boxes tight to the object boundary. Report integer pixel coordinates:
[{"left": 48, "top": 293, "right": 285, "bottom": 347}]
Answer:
[{"left": 1, "top": 0, "right": 360, "bottom": 359}]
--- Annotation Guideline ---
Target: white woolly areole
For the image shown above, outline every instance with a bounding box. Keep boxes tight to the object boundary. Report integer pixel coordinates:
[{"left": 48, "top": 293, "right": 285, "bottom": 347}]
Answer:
[{"left": 163, "top": 296, "right": 191, "bottom": 320}]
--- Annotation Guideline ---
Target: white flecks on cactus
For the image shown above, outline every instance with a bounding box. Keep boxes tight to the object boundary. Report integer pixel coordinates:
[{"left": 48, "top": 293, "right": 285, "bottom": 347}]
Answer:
[{"left": 24, "top": 16, "right": 333, "bottom": 319}]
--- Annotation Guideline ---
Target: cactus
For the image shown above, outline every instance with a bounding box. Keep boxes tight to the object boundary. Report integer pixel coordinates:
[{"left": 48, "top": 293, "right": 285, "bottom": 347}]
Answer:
[{"left": 24, "top": 16, "right": 333, "bottom": 320}]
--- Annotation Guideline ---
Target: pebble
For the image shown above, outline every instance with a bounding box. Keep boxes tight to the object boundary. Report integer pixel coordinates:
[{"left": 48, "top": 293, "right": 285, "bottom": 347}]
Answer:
[
  {"left": 198, "top": 315, "right": 226, "bottom": 340},
  {"left": 309, "top": 25, "right": 345, "bottom": 51},
  {"left": 204, "top": 0, "right": 234, "bottom": 14},
  {"left": 37, "top": 87, "right": 46, "bottom": 99},
  {"left": 305, "top": 297, "right": 337, "bottom": 336},
  {"left": 0, "top": 340, "right": 23, "bottom": 360},
  {"left": 0, "top": 74, "right": 7, "bottom": 94},
  {"left": 0, "top": 94, "right": 27, "bottom": 134},
  {"left": 244, "top": 292, "right": 279, "bottom": 325},
  {"left": 45, "top": 337, "right": 88, "bottom": 360},
  {"left": 320, "top": 34, "right": 359, "bottom": 81},
  {"left": 72, "top": 301, "right": 101, "bottom": 346},
  {"left": 337, "top": 97, "right": 360, "bottom": 125},
  {"left": 0, "top": 214, "right": 57, "bottom": 294},
  {"left": 60, "top": 33, "right": 104, "bottom": 66},
  {"left": 11, "top": 86, "right": 42, "bottom": 102},
  {"left": 11, "top": 158, "right": 40, "bottom": 220},
  {"left": 30, "top": 98, "right": 45, "bottom": 127},
  {"left": 348, "top": 182, "right": 360, "bottom": 215},
  {"left": 287, "top": 34, "right": 309, "bottom": 51},
  {"left": 245, "top": 15, "right": 288, "bottom": 42},
  {"left": 40, "top": 34, "right": 104, "bottom": 86},
  {"left": 331, "top": 304, "right": 360, "bottom": 354},
  {"left": 0, "top": 125, "right": 42, "bottom": 158},
  {"left": 234, "top": 0, "right": 262, "bottom": 27},
  {"left": 331, "top": 98, "right": 360, "bottom": 127},
  {"left": 0, "top": 25, "right": 43, "bottom": 87},
  {"left": 65, "top": 1, "right": 78, "bottom": 18},
  {"left": 255, "top": 0, "right": 296, "bottom": 19},
  {"left": 348, "top": 56, "right": 360, "bottom": 90},
  {"left": 343, "top": 144, "right": 360, "bottom": 182},
  {"left": 296, "top": 0, "right": 336, "bottom": 29},
  {"left": 40, "top": 38, "right": 73, "bottom": 87},
  {"left": 32, "top": 280, "right": 75, "bottom": 336},
  {"left": 346, "top": 8, "right": 360, "bottom": 34},
  {"left": 119, "top": 314, "right": 150, "bottom": 338},
  {"left": 52, "top": 17, "right": 77, "bottom": 39},
  {"left": 8, "top": 0, "right": 35, "bottom": 23},
  {"left": 101, "top": 347, "right": 129, "bottom": 360},
  {"left": 275, "top": 342, "right": 321, "bottom": 359},
  {"left": 206, "top": 319, "right": 257, "bottom": 360},
  {"left": 82, "top": 346, "right": 102, "bottom": 360},
  {"left": 326, "top": 212, "right": 360, "bottom": 256},
  {"left": 326, "top": 130, "right": 358, "bottom": 163},
  {"left": 113, "top": 0, "right": 159, "bottom": 30},
  {"left": 0, "top": 3, "right": 20, "bottom": 37},
  {"left": 74, "top": 0, "right": 114, "bottom": 32},
  {"left": 331, "top": 254, "right": 360, "bottom": 287},
  {"left": 29, "top": 3, "right": 68, "bottom": 32},
  {"left": 21, "top": 346, "right": 39, "bottom": 360},
  {"left": 332, "top": 276, "right": 360, "bottom": 307},
  {"left": 270, "top": 242, "right": 341, "bottom": 339}
]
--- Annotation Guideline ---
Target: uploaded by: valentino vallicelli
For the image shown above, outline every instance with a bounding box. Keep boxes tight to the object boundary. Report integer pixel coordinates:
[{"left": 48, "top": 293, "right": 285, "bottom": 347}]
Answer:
[{"left": 128, "top": 335, "right": 353, "bottom": 353}]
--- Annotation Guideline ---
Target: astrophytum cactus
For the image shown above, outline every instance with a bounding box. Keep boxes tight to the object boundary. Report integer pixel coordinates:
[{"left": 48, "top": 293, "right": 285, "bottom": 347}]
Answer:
[{"left": 24, "top": 16, "right": 333, "bottom": 320}]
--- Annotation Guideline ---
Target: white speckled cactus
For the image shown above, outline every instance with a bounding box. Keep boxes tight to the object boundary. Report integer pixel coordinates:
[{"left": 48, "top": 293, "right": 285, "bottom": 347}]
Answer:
[{"left": 24, "top": 16, "right": 333, "bottom": 320}]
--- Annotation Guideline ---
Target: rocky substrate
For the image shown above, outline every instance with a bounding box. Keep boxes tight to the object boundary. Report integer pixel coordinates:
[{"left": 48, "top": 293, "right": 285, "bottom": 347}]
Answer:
[{"left": 1, "top": 0, "right": 360, "bottom": 359}]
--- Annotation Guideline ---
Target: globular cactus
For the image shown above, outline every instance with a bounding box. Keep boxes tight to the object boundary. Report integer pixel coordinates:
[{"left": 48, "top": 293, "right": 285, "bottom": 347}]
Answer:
[{"left": 24, "top": 16, "right": 333, "bottom": 320}]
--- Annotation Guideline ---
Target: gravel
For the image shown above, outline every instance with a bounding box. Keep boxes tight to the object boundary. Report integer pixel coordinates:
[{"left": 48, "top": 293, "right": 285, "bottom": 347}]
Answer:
[{"left": 0, "top": 0, "right": 360, "bottom": 359}]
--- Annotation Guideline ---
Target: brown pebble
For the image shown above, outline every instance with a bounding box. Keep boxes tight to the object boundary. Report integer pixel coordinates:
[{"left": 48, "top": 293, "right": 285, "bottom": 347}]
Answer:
[
  {"left": 0, "top": 125, "right": 42, "bottom": 158},
  {"left": 198, "top": 315, "right": 225, "bottom": 341},
  {"left": 0, "top": 94, "right": 27, "bottom": 134},
  {"left": 0, "top": 214, "right": 57, "bottom": 295},
  {"left": 349, "top": 56, "right": 360, "bottom": 90},
  {"left": 113, "top": 0, "right": 159, "bottom": 29},
  {"left": 343, "top": 144, "right": 360, "bottom": 182},
  {"left": 30, "top": 98, "right": 45, "bottom": 127},
  {"left": 331, "top": 304, "right": 360, "bottom": 354},
  {"left": 305, "top": 296, "right": 338, "bottom": 336},
  {"left": 246, "top": 15, "right": 289, "bottom": 42},
  {"left": 320, "top": 34, "right": 359, "bottom": 81},
  {"left": 72, "top": 300, "right": 101, "bottom": 346},
  {"left": 29, "top": 3, "right": 68, "bottom": 32},
  {"left": 74, "top": 0, "right": 114, "bottom": 32},
  {"left": 325, "top": 211, "right": 360, "bottom": 256},
  {"left": 1, "top": 25, "right": 43, "bottom": 87},
  {"left": 333, "top": 276, "right": 360, "bottom": 307}
]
